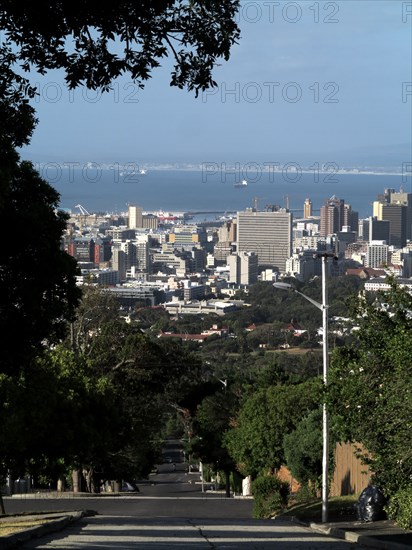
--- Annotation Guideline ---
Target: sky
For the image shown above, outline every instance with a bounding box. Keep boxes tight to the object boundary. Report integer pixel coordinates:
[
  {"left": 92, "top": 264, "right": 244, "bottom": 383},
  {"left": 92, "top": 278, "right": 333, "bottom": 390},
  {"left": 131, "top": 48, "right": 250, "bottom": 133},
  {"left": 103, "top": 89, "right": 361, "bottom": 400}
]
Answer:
[{"left": 18, "top": 0, "right": 412, "bottom": 170}]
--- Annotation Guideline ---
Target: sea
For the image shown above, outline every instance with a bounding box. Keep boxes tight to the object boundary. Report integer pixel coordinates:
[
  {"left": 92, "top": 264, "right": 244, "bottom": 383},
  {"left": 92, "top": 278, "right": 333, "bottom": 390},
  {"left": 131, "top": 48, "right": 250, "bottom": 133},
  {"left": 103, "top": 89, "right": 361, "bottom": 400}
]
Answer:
[{"left": 37, "top": 165, "right": 411, "bottom": 221}]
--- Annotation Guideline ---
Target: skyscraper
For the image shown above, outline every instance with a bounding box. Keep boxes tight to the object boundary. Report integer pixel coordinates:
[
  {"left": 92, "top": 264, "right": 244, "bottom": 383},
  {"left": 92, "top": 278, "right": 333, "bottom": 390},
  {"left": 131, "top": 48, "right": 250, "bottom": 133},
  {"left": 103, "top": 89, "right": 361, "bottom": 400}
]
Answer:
[
  {"left": 237, "top": 208, "right": 292, "bottom": 271},
  {"left": 343, "top": 203, "right": 359, "bottom": 233},
  {"left": 303, "top": 198, "right": 313, "bottom": 218},
  {"left": 390, "top": 190, "right": 412, "bottom": 241},
  {"left": 128, "top": 204, "right": 143, "bottom": 229},
  {"left": 228, "top": 251, "right": 258, "bottom": 285},
  {"left": 320, "top": 196, "right": 344, "bottom": 237},
  {"left": 369, "top": 216, "right": 390, "bottom": 243},
  {"left": 373, "top": 201, "right": 407, "bottom": 247}
]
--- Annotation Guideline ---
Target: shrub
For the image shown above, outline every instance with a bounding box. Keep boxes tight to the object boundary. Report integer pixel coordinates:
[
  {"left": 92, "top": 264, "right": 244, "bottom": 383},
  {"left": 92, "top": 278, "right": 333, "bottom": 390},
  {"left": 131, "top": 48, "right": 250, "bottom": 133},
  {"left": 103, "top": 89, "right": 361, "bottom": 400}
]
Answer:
[
  {"left": 252, "top": 475, "right": 290, "bottom": 519},
  {"left": 294, "top": 483, "right": 319, "bottom": 503},
  {"left": 387, "top": 486, "right": 412, "bottom": 530}
]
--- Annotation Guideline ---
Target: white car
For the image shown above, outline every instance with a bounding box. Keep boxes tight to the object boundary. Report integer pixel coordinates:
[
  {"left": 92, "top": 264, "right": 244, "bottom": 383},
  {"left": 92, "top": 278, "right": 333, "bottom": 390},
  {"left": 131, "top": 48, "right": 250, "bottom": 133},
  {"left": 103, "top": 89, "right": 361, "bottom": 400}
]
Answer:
[{"left": 121, "top": 481, "right": 139, "bottom": 492}]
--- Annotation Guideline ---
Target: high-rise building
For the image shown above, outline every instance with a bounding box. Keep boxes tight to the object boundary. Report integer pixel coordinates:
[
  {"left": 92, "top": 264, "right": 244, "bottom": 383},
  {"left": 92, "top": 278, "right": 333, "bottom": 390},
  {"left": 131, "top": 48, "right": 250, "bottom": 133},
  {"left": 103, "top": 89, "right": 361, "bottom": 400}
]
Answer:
[
  {"left": 169, "top": 226, "right": 207, "bottom": 247},
  {"left": 93, "top": 237, "right": 112, "bottom": 265},
  {"left": 66, "top": 237, "right": 95, "bottom": 262},
  {"left": 111, "top": 247, "right": 126, "bottom": 281},
  {"left": 228, "top": 251, "right": 258, "bottom": 285},
  {"left": 358, "top": 219, "right": 370, "bottom": 241},
  {"left": 142, "top": 214, "right": 159, "bottom": 230},
  {"left": 390, "top": 190, "right": 412, "bottom": 240},
  {"left": 112, "top": 236, "right": 150, "bottom": 278},
  {"left": 365, "top": 241, "right": 389, "bottom": 268},
  {"left": 237, "top": 209, "right": 292, "bottom": 271},
  {"left": 343, "top": 203, "right": 359, "bottom": 233},
  {"left": 218, "top": 219, "right": 237, "bottom": 242},
  {"left": 369, "top": 216, "right": 390, "bottom": 243},
  {"left": 372, "top": 202, "right": 407, "bottom": 247},
  {"left": 320, "top": 196, "right": 344, "bottom": 237},
  {"left": 128, "top": 204, "right": 143, "bottom": 229},
  {"left": 303, "top": 198, "right": 313, "bottom": 218}
]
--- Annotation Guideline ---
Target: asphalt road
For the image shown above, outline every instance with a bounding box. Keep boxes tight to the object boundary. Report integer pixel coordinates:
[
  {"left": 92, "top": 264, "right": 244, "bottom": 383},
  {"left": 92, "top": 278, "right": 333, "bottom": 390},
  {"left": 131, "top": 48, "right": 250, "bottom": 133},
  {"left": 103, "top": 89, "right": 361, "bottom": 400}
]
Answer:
[{"left": 3, "top": 441, "right": 361, "bottom": 548}]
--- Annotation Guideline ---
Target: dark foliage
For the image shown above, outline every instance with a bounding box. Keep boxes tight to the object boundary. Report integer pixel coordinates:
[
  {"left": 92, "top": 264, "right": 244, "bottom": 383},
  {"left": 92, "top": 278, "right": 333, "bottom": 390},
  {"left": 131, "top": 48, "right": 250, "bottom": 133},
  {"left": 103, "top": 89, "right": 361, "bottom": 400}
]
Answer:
[{"left": 0, "top": 1, "right": 240, "bottom": 96}]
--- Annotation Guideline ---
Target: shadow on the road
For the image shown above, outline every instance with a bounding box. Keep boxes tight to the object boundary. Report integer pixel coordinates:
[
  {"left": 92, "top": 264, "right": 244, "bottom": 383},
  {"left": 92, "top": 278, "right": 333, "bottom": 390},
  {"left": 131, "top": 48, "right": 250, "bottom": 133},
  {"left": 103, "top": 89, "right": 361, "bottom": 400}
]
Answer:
[{"left": 23, "top": 516, "right": 359, "bottom": 548}]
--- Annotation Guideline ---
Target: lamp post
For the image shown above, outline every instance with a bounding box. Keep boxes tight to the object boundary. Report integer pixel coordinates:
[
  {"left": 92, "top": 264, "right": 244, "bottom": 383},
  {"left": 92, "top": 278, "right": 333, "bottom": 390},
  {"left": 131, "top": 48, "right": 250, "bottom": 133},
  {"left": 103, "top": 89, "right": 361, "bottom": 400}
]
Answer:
[{"left": 273, "top": 252, "right": 334, "bottom": 523}]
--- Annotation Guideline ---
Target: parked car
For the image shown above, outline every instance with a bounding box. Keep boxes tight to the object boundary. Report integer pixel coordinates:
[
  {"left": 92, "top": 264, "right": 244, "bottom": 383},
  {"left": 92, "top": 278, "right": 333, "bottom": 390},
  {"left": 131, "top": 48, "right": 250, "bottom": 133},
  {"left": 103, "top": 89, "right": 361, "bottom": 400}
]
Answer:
[{"left": 121, "top": 481, "right": 139, "bottom": 492}]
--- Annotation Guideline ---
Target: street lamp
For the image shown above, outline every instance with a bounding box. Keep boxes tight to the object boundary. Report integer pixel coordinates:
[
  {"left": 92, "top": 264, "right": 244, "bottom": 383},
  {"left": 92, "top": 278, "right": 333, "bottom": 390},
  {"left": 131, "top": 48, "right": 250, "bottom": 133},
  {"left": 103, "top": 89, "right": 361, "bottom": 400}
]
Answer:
[{"left": 274, "top": 252, "right": 334, "bottom": 523}]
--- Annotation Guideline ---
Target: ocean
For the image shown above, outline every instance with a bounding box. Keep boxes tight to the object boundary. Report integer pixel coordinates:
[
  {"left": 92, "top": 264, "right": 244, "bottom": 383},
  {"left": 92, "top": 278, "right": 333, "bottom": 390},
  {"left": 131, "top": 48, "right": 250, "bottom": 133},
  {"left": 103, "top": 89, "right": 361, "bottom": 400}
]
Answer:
[{"left": 37, "top": 165, "right": 410, "bottom": 220}]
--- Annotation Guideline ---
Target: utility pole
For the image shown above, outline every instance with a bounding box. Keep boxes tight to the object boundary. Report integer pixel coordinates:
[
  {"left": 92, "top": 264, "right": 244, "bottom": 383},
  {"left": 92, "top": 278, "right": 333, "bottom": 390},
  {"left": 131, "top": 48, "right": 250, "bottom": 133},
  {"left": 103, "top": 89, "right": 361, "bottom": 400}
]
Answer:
[{"left": 274, "top": 250, "right": 335, "bottom": 523}]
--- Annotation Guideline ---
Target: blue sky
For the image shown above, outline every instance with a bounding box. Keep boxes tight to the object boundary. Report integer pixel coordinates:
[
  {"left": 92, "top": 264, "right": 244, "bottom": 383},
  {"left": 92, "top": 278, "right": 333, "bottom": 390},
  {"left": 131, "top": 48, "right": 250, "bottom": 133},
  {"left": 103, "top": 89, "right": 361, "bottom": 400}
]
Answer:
[{"left": 20, "top": 0, "right": 412, "bottom": 169}]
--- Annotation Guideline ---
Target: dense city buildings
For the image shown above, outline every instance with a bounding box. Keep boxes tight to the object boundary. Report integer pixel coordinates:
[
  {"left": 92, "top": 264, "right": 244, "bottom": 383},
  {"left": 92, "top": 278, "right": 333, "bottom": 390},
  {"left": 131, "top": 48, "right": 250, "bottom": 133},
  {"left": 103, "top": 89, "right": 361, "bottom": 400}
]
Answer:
[{"left": 62, "top": 186, "right": 412, "bottom": 306}]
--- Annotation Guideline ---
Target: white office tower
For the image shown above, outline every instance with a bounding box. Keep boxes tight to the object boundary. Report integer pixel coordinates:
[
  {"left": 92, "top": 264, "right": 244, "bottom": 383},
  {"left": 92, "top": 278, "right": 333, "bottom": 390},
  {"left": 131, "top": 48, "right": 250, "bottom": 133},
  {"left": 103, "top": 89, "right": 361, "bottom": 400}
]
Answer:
[
  {"left": 237, "top": 209, "right": 292, "bottom": 272},
  {"left": 128, "top": 204, "right": 143, "bottom": 229},
  {"left": 365, "top": 241, "right": 389, "bottom": 268},
  {"left": 228, "top": 251, "right": 258, "bottom": 285}
]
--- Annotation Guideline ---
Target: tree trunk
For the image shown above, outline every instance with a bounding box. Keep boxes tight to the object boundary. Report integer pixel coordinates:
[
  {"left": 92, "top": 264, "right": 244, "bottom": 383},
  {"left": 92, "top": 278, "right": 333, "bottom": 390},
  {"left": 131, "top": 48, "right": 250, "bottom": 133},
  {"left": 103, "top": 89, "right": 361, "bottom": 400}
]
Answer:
[
  {"left": 57, "top": 476, "right": 65, "bottom": 492},
  {"left": 225, "top": 470, "right": 231, "bottom": 498},
  {"left": 72, "top": 469, "right": 81, "bottom": 493},
  {"left": 0, "top": 494, "right": 5, "bottom": 515},
  {"left": 82, "top": 467, "right": 94, "bottom": 493}
]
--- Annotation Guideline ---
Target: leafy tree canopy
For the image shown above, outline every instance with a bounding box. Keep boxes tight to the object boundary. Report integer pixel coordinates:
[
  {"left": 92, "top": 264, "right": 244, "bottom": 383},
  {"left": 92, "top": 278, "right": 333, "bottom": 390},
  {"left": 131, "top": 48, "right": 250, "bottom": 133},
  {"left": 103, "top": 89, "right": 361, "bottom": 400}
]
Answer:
[
  {"left": 224, "top": 378, "right": 321, "bottom": 477},
  {"left": 191, "top": 390, "right": 237, "bottom": 471},
  {"left": 0, "top": 0, "right": 240, "bottom": 96},
  {"left": 328, "top": 280, "right": 412, "bottom": 495},
  {"left": 283, "top": 408, "right": 323, "bottom": 489}
]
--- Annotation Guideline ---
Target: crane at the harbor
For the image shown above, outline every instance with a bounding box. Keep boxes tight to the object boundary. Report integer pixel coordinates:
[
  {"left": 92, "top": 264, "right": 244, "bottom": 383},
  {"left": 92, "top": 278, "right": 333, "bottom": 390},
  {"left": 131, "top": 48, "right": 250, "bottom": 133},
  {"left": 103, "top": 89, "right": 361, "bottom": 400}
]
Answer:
[
  {"left": 75, "top": 204, "right": 90, "bottom": 216},
  {"left": 252, "top": 197, "right": 265, "bottom": 211},
  {"left": 75, "top": 204, "right": 90, "bottom": 232}
]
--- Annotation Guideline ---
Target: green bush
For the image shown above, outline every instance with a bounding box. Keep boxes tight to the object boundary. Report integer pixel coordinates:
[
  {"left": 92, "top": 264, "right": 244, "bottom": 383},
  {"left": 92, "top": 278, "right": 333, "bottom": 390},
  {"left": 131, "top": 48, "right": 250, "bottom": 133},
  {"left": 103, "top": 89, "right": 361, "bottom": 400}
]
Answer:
[
  {"left": 387, "top": 486, "right": 412, "bottom": 530},
  {"left": 294, "top": 483, "right": 319, "bottom": 503},
  {"left": 252, "top": 475, "right": 290, "bottom": 518}
]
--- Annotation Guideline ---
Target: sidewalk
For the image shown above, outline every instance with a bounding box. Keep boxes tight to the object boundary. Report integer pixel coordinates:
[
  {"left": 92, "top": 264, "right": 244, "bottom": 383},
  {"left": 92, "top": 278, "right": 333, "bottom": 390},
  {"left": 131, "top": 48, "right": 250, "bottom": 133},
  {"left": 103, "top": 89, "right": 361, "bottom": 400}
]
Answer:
[{"left": 294, "top": 517, "right": 412, "bottom": 550}]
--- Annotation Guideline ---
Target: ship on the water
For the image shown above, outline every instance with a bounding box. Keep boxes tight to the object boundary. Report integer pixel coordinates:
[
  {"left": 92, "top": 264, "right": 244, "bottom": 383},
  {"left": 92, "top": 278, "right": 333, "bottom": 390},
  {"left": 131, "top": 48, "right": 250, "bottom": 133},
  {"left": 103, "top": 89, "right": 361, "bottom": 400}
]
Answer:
[{"left": 234, "top": 179, "right": 248, "bottom": 188}]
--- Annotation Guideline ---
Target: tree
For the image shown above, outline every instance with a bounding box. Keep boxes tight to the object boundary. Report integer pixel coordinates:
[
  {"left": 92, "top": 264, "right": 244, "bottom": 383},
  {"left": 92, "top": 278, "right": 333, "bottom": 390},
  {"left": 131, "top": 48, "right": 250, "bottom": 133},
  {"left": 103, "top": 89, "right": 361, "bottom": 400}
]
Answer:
[
  {"left": 0, "top": 1, "right": 240, "bottom": 96},
  {"left": 0, "top": 155, "right": 81, "bottom": 375},
  {"left": 0, "top": 55, "right": 81, "bottom": 379},
  {"left": 283, "top": 408, "right": 323, "bottom": 493},
  {"left": 190, "top": 389, "right": 238, "bottom": 496},
  {"left": 62, "top": 289, "right": 204, "bottom": 486},
  {"left": 328, "top": 280, "right": 412, "bottom": 496},
  {"left": 0, "top": 68, "right": 80, "bottom": 511},
  {"left": 224, "top": 379, "right": 320, "bottom": 477},
  {"left": 0, "top": 345, "right": 114, "bottom": 492}
]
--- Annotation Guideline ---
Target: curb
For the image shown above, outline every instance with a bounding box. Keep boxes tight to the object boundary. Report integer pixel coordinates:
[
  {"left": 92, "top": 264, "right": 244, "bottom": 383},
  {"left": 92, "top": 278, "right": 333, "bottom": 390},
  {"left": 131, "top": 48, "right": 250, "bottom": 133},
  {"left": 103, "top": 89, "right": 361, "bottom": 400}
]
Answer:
[
  {"left": 309, "top": 522, "right": 412, "bottom": 550},
  {"left": 0, "top": 511, "right": 86, "bottom": 549},
  {"left": 277, "top": 516, "right": 412, "bottom": 550}
]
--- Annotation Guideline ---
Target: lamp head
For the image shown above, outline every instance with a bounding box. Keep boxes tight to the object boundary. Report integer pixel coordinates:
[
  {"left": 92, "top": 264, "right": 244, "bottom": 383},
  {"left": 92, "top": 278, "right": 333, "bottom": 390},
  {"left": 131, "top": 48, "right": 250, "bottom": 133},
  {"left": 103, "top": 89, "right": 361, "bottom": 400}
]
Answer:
[{"left": 273, "top": 282, "right": 293, "bottom": 290}]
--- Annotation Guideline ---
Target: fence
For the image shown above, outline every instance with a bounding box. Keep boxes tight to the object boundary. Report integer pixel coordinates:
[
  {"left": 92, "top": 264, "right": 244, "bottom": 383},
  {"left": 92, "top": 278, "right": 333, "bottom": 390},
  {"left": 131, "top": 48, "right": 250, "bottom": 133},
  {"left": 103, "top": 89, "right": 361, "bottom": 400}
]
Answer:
[{"left": 330, "top": 441, "right": 372, "bottom": 497}]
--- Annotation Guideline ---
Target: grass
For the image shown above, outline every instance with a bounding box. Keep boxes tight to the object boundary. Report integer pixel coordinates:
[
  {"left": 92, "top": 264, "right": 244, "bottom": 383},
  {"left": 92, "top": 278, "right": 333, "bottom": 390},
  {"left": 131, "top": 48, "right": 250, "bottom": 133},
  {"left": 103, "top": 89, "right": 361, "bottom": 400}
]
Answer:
[
  {"left": 0, "top": 518, "right": 53, "bottom": 537},
  {"left": 279, "top": 495, "right": 359, "bottom": 522}
]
